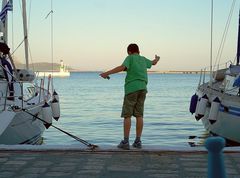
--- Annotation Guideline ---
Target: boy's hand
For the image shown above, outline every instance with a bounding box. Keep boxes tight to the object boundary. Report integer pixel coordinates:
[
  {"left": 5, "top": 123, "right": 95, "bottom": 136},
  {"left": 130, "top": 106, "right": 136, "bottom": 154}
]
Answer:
[
  {"left": 100, "top": 72, "right": 110, "bottom": 79},
  {"left": 152, "top": 55, "right": 160, "bottom": 65},
  {"left": 155, "top": 55, "right": 160, "bottom": 61}
]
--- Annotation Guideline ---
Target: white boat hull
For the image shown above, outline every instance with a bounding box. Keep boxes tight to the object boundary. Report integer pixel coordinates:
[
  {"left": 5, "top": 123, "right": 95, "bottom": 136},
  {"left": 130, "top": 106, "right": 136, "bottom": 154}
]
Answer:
[
  {"left": 196, "top": 83, "right": 240, "bottom": 143},
  {"left": 0, "top": 107, "right": 45, "bottom": 144},
  {"left": 0, "top": 79, "right": 53, "bottom": 145}
]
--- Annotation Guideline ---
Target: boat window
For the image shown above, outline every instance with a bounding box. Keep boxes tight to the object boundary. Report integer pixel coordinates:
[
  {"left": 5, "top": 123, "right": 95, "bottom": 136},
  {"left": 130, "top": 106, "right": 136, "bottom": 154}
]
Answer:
[{"left": 23, "top": 83, "right": 36, "bottom": 101}]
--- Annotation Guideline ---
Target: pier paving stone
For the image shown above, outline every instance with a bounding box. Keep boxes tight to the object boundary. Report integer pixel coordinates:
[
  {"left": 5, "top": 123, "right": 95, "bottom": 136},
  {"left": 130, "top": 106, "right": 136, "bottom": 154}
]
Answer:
[
  {"left": 32, "top": 160, "right": 54, "bottom": 167},
  {"left": 0, "top": 157, "right": 8, "bottom": 162},
  {"left": 0, "top": 171, "right": 16, "bottom": 177},
  {"left": 22, "top": 167, "right": 48, "bottom": 174},
  {"left": 0, "top": 149, "right": 239, "bottom": 177}
]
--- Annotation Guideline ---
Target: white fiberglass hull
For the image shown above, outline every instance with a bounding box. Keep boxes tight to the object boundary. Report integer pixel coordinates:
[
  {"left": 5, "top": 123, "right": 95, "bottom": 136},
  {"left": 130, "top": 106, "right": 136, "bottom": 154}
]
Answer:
[
  {"left": 196, "top": 83, "right": 240, "bottom": 143},
  {"left": 0, "top": 82, "right": 52, "bottom": 145},
  {"left": 0, "top": 107, "right": 45, "bottom": 145}
]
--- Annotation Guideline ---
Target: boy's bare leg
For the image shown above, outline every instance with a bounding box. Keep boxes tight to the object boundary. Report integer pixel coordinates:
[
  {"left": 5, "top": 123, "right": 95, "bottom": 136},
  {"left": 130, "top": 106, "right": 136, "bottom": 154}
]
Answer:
[
  {"left": 117, "top": 117, "right": 131, "bottom": 149},
  {"left": 124, "top": 117, "right": 131, "bottom": 138},
  {"left": 136, "top": 116, "right": 143, "bottom": 137}
]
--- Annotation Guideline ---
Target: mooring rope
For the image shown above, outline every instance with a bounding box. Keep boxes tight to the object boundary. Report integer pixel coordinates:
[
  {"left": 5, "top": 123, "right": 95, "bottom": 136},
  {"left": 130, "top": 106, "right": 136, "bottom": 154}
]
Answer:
[{"left": 21, "top": 108, "right": 98, "bottom": 149}]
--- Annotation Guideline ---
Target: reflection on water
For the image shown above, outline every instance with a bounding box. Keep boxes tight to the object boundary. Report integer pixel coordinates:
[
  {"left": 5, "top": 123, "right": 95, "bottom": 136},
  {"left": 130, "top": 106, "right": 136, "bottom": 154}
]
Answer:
[
  {"left": 188, "top": 131, "right": 240, "bottom": 147},
  {"left": 188, "top": 131, "right": 210, "bottom": 147},
  {"left": 36, "top": 137, "right": 44, "bottom": 145},
  {"left": 225, "top": 140, "right": 240, "bottom": 147}
]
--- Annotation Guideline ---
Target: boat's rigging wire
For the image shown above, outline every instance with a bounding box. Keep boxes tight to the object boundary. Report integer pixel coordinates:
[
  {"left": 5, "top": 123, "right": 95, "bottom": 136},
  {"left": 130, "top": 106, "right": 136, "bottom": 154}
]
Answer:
[
  {"left": 210, "top": 0, "right": 213, "bottom": 85},
  {"left": 10, "top": 0, "right": 34, "bottom": 70},
  {"left": 27, "top": 0, "right": 35, "bottom": 71},
  {"left": 44, "top": 10, "right": 53, "bottom": 20},
  {"left": 44, "top": 0, "right": 54, "bottom": 89},
  {"left": 11, "top": 5, "right": 14, "bottom": 51},
  {"left": 213, "top": 0, "right": 236, "bottom": 71},
  {"left": 14, "top": 0, "right": 34, "bottom": 71},
  {"left": 51, "top": 0, "right": 54, "bottom": 80},
  {"left": 11, "top": 38, "right": 24, "bottom": 55}
]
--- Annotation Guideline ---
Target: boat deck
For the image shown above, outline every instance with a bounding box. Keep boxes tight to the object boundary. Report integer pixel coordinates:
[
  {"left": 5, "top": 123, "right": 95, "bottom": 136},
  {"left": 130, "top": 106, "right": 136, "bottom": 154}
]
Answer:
[{"left": 0, "top": 145, "right": 240, "bottom": 177}]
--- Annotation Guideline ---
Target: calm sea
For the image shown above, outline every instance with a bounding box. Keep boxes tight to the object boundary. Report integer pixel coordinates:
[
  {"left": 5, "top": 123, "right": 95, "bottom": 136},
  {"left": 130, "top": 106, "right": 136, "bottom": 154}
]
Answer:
[{"left": 42, "top": 72, "right": 207, "bottom": 147}]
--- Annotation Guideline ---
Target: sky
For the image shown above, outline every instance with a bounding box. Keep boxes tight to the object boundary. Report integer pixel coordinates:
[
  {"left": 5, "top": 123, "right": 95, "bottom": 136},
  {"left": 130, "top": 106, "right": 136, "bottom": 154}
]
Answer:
[{"left": 5, "top": 0, "right": 240, "bottom": 71}]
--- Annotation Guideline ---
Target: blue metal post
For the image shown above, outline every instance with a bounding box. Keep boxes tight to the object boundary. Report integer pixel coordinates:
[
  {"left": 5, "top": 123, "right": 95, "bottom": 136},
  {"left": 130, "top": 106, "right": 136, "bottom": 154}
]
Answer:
[{"left": 205, "top": 137, "right": 226, "bottom": 178}]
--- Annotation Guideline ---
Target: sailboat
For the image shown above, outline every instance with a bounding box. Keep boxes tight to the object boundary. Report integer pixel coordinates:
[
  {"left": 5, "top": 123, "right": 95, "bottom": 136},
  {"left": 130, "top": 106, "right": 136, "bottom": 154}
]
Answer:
[
  {"left": 190, "top": 2, "right": 240, "bottom": 144},
  {"left": 0, "top": 0, "right": 60, "bottom": 144}
]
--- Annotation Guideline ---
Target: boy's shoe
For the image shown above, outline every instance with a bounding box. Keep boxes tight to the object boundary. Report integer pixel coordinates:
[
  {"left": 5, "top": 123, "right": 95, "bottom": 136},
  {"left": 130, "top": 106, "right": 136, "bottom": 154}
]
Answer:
[
  {"left": 132, "top": 140, "right": 142, "bottom": 148},
  {"left": 117, "top": 140, "right": 130, "bottom": 150}
]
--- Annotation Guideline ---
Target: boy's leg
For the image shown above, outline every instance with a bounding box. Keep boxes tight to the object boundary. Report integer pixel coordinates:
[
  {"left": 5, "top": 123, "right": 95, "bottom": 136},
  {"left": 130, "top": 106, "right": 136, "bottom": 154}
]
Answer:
[
  {"left": 132, "top": 90, "right": 146, "bottom": 148},
  {"left": 132, "top": 116, "right": 143, "bottom": 148},
  {"left": 134, "top": 90, "right": 146, "bottom": 139},
  {"left": 119, "top": 91, "right": 138, "bottom": 149},
  {"left": 136, "top": 116, "right": 143, "bottom": 138},
  {"left": 124, "top": 117, "right": 131, "bottom": 139},
  {"left": 121, "top": 92, "right": 137, "bottom": 142},
  {"left": 118, "top": 117, "right": 131, "bottom": 149}
]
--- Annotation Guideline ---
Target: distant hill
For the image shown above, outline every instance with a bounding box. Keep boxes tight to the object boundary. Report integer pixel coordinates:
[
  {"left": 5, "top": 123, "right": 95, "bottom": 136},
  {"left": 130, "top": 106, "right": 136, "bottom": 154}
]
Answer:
[{"left": 15, "top": 62, "right": 74, "bottom": 72}]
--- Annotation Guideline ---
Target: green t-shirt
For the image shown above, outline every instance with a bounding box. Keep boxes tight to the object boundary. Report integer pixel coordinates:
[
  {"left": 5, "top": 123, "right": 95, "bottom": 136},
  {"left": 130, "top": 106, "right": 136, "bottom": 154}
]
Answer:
[{"left": 122, "top": 54, "right": 152, "bottom": 95}]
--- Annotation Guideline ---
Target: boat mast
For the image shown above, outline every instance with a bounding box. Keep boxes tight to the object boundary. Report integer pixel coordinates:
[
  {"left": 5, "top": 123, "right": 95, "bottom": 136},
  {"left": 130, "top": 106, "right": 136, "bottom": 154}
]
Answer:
[
  {"left": 209, "top": 0, "right": 213, "bottom": 85},
  {"left": 21, "top": 0, "right": 29, "bottom": 69},
  {"left": 237, "top": 9, "right": 240, "bottom": 65}
]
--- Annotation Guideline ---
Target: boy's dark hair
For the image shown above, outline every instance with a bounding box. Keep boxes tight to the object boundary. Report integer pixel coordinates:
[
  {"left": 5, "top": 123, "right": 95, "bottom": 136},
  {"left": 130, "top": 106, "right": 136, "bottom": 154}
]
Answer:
[{"left": 127, "top": 44, "right": 139, "bottom": 54}]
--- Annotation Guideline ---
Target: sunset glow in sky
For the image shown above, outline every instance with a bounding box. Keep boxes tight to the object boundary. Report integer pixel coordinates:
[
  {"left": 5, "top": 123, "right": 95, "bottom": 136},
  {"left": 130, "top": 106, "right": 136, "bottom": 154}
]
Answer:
[{"left": 7, "top": 0, "right": 240, "bottom": 71}]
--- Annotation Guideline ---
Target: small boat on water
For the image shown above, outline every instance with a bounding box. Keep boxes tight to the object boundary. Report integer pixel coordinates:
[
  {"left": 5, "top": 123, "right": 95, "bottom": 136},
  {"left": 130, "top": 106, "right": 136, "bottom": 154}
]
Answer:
[
  {"left": 37, "top": 60, "right": 70, "bottom": 77},
  {"left": 0, "top": 0, "right": 60, "bottom": 144},
  {"left": 190, "top": 1, "right": 240, "bottom": 144}
]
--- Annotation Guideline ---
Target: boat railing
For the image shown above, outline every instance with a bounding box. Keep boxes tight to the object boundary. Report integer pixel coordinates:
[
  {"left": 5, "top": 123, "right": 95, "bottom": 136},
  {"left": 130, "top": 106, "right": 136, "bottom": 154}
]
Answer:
[
  {"left": 212, "top": 60, "right": 232, "bottom": 72},
  {"left": 0, "top": 80, "right": 22, "bottom": 111},
  {"left": 198, "top": 61, "right": 232, "bottom": 86},
  {"left": 0, "top": 77, "right": 53, "bottom": 112}
]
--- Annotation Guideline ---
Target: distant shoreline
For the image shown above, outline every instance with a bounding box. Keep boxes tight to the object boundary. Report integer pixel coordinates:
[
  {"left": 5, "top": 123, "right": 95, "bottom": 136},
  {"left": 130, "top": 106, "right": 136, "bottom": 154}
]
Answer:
[
  {"left": 17, "top": 62, "right": 206, "bottom": 74},
  {"left": 69, "top": 70, "right": 208, "bottom": 74}
]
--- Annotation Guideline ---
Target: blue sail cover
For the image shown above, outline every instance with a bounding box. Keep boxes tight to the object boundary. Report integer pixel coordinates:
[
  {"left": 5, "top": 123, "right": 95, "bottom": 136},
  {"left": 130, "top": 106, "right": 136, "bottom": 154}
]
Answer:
[
  {"left": 229, "top": 64, "right": 240, "bottom": 75},
  {"left": 233, "top": 75, "right": 240, "bottom": 87}
]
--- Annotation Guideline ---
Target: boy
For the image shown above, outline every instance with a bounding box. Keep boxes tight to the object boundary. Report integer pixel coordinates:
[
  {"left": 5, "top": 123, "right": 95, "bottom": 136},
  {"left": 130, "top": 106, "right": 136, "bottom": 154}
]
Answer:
[{"left": 100, "top": 43, "right": 160, "bottom": 149}]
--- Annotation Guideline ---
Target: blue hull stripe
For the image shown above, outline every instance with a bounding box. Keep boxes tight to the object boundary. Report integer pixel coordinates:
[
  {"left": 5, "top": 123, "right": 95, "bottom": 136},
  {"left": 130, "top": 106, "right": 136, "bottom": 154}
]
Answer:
[{"left": 220, "top": 104, "right": 240, "bottom": 117}]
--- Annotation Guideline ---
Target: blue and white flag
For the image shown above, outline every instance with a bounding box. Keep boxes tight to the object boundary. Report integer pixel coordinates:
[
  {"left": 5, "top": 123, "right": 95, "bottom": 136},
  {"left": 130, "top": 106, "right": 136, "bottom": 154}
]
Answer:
[{"left": 0, "top": 0, "right": 13, "bottom": 22}]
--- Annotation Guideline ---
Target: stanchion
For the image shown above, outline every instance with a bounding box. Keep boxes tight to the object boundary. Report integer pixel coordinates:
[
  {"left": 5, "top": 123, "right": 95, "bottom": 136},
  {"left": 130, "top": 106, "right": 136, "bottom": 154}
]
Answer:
[{"left": 205, "top": 136, "right": 226, "bottom": 178}]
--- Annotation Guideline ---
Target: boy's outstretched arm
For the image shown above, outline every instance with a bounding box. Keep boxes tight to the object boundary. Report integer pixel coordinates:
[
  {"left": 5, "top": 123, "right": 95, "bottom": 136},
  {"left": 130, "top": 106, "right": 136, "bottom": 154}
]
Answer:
[
  {"left": 152, "top": 55, "right": 160, "bottom": 65},
  {"left": 100, "top": 65, "right": 126, "bottom": 79}
]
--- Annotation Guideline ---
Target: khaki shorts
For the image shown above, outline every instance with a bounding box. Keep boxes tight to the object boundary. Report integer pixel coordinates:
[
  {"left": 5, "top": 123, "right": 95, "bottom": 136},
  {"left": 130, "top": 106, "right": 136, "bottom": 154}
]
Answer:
[{"left": 121, "top": 90, "right": 147, "bottom": 118}]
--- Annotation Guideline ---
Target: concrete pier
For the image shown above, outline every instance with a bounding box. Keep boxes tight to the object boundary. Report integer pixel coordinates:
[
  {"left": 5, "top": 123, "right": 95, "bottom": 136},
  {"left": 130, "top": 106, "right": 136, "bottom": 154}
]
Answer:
[{"left": 0, "top": 146, "right": 239, "bottom": 178}]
